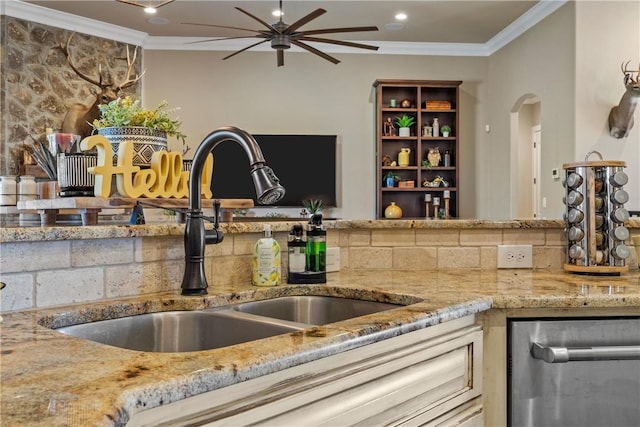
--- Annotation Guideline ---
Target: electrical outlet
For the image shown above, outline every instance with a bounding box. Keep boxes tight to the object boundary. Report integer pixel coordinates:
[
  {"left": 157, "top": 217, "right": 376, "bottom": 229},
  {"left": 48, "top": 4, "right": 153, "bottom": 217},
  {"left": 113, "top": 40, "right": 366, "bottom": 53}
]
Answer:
[{"left": 497, "top": 245, "right": 533, "bottom": 269}]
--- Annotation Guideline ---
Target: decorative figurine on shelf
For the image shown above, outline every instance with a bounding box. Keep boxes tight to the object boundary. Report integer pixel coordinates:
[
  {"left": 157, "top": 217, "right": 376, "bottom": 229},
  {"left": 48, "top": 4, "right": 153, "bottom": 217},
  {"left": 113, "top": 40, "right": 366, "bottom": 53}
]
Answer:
[
  {"left": 382, "top": 155, "right": 392, "bottom": 166},
  {"left": 401, "top": 99, "right": 412, "bottom": 108},
  {"left": 383, "top": 117, "right": 396, "bottom": 136},
  {"left": 427, "top": 147, "right": 441, "bottom": 167}
]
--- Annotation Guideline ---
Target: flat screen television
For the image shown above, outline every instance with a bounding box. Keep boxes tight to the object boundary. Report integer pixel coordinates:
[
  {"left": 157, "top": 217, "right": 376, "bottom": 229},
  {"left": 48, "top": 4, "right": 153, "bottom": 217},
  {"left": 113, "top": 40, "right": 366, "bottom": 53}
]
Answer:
[{"left": 209, "top": 134, "right": 338, "bottom": 208}]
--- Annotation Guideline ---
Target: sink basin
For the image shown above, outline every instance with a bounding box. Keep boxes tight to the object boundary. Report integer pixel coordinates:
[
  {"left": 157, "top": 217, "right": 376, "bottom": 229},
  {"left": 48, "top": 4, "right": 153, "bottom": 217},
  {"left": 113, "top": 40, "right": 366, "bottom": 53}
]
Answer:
[
  {"left": 54, "top": 295, "right": 406, "bottom": 353},
  {"left": 56, "top": 310, "right": 304, "bottom": 353},
  {"left": 232, "top": 296, "right": 401, "bottom": 325}
]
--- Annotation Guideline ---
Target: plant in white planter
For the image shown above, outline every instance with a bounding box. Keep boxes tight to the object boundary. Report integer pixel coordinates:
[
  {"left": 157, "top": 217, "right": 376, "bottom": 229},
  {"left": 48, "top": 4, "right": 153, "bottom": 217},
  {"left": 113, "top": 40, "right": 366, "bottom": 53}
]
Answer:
[
  {"left": 395, "top": 115, "right": 415, "bottom": 137},
  {"left": 440, "top": 125, "right": 452, "bottom": 137}
]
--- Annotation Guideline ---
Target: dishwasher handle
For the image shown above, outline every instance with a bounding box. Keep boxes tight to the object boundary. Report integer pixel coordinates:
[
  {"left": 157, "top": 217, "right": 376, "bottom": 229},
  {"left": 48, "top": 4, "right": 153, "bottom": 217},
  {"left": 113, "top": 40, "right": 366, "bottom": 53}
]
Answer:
[{"left": 532, "top": 342, "right": 640, "bottom": 363}]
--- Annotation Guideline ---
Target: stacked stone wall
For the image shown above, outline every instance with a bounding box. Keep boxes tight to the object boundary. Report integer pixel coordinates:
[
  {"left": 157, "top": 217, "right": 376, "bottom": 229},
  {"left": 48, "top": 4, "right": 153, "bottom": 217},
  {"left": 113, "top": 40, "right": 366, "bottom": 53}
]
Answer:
[{"left": 0, "top": 16, "right": 141, "bottom": 174}]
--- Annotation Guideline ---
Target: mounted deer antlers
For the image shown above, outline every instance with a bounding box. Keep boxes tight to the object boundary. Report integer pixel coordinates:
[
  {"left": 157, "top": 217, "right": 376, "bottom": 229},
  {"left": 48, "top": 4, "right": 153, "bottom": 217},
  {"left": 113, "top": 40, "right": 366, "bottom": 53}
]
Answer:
[
  {"left": 608, "top": 61, "right": 640, "bottom": 139},
  {"left": 59, "top": 32, "right": 145, "bottom": 138}
]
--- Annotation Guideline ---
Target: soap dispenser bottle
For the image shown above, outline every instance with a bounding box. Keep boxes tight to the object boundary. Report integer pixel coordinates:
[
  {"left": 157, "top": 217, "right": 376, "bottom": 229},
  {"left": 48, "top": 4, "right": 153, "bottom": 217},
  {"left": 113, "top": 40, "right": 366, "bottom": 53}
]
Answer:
[
  {"left": 252, "top": 224, "right": 281, "bottom": 287},
  {"left": 306, "top": 213, "right": 327, "bottom": 283},
  {"left": 287, "top": 224, "right": 306, "bottom": 284}
]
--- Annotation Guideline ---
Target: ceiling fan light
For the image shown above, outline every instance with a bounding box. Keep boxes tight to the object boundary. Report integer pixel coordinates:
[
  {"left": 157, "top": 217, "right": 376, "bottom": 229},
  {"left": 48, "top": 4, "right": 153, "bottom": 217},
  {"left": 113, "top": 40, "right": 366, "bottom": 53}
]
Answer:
[
  {"left": 144, "top": 7, "right": 157, "bottom": 14},
  {"left": 271, "top": 35, "right": 291, "bottom": 50}
]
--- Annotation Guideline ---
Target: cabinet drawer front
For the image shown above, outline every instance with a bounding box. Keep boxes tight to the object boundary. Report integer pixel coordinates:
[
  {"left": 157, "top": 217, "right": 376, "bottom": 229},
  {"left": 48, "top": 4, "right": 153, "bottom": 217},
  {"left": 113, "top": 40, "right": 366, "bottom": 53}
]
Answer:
[{"left": 128, "top": 316, "right": 482, "bottom": 427}]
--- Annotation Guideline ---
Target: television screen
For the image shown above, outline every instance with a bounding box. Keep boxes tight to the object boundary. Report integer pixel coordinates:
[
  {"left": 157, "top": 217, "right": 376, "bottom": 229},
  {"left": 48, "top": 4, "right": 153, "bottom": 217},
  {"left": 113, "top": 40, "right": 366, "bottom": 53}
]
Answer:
[{"left": 209, "top": 134, "right": 338, "bottom": 207}]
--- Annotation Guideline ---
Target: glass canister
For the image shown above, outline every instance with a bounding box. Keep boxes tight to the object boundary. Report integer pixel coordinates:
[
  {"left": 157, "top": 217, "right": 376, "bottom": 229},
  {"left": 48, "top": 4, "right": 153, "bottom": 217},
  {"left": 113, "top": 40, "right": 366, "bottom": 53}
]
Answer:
[{"left": 0, "top": 176, "right": 18, "bottom": 206}]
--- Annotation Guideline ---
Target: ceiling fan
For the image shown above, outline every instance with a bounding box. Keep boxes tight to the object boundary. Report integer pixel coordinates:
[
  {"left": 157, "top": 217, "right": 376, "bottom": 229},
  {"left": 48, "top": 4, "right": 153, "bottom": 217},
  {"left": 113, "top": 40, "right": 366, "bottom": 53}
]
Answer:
[{"left": 183, "top": 0, "right": 379, "bottom": 67}]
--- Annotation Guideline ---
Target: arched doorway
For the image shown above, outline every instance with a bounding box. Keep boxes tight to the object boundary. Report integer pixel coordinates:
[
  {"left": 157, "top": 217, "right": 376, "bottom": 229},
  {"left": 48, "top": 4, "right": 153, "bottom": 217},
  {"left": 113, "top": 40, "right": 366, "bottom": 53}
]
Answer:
[{"left": 510, "top": 94, "right": 541, "bottom": 218}]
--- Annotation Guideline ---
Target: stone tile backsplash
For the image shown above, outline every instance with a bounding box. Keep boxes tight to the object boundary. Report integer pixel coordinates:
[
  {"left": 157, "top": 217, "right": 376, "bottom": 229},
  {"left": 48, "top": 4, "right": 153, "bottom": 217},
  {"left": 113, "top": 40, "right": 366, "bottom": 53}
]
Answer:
[{"left": 1, "top": 227, "right": 637, "bottom": 312}]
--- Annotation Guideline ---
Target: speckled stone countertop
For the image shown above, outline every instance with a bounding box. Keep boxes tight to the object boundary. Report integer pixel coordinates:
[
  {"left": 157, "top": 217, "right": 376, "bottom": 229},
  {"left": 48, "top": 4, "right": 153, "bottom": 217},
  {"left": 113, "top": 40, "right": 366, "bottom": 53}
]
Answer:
[
  {"left": 0, "top": 219, "right": 576, "bottom": 243},
  {"left": 1, "top": 269, "right": 639, "bottom": 426}
]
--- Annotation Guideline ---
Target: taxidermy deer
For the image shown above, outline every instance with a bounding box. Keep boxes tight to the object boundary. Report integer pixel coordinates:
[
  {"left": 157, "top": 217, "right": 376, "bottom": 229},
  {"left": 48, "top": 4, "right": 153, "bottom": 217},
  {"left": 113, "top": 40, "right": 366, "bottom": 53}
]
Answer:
[
  {"left": 59, "top": 32, "right": 144, "bottom": 138},
  {"left": 608, "top": 61, "right": 640, "bottom": 139}
]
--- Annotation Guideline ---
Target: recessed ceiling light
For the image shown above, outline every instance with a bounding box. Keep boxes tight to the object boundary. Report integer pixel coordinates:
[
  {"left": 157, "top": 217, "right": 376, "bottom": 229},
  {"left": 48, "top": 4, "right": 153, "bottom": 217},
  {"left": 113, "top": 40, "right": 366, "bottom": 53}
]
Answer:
[
  {"left": 148, "top": 17, "right": 169, "bottom": 25},
  {"left": 395, "top": 12, "right": 407, "bottom": 21},
  {"left": 385, "top": 23, "right": 404, "bottom": 31}
]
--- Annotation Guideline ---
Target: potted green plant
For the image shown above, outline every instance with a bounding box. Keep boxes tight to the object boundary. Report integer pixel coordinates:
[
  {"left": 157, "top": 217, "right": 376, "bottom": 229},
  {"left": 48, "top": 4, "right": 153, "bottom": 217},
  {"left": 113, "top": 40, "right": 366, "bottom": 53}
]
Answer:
[
  {"left": 440, "top": 125, "right": 452, "bottom": 137},
  {"left": 383, "top": 171, "right": 400, "bottom": 187},
  {"left": 303, "top": 199, "right": 324, "bottom": 215},
  {"left": 395, "top": 115, "right": 415, "bottom": 137},
  {"left": 91, "top": 96, "right": 188, "bottom": 166}
]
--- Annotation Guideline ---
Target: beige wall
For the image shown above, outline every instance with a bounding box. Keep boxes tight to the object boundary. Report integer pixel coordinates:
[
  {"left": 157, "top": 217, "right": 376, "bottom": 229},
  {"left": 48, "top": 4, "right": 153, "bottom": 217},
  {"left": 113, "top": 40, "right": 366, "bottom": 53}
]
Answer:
[
  {"left": 3, "top": 2, "right": 638, "bottom": 220},
  {"left": 574, "top": 1, "right": 640, "bottom": 211},
  {"left": 142, "top": 51, "right": 487, "bottom": 219},
  {"left": 485, "top": 3, "right": 576, "bottom": 219}
]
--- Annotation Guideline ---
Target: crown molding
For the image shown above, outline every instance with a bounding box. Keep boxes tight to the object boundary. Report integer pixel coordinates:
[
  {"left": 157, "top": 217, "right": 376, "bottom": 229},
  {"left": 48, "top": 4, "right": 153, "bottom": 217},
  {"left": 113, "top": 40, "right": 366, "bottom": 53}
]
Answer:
[
  {"left": 485, "top": 0, "right": 567, "bottom": 55},
  {"left": 2, "top": 0, "right": 148, "bottom": 45},
  {"left": 3, "top": 0, "right": 563, "bottom": 57}
]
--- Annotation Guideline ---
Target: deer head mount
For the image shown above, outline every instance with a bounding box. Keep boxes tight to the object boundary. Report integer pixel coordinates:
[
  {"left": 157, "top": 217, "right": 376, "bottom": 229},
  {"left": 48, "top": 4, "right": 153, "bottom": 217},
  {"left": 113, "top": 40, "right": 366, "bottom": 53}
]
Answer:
[
  {"left": 608, "top": 61, "right": 640, "bottom": 139},
  {"left": 59, "top": 32, "right": 145, "bottom": 138}
]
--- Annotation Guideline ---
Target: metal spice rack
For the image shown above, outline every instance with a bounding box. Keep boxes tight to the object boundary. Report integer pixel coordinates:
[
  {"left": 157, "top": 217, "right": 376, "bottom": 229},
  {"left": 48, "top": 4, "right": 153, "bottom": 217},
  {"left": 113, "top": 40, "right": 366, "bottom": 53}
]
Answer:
[{"left": 563, "top": 151, "right": 631, "bottom": 275}]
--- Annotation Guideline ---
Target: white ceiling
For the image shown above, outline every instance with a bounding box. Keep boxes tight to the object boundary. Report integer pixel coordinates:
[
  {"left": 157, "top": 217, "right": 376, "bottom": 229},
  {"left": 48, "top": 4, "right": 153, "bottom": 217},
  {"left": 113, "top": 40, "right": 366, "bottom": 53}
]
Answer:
[{"left": 10, "top": 0, "right": 566, "bottom": 55}]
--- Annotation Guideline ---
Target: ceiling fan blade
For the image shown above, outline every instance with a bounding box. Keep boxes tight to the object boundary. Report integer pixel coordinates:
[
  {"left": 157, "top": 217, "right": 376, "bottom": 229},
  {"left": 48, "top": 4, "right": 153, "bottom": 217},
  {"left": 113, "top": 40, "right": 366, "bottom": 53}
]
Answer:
[
  {"left": 222, "top": 39, "right": 269, "bottom": 60},
  {"left": 285, "top": 8, "right": 326, "bottom": 33},
  {"left": 185, "top": 35, "right": 264, "bottom": 45},
  {"left": 291, "top": 40, "right": 340, "bottom": 65},
  {"left": 235, "top": 7, "right": 279, "bottom": 33},
  {"left": 182, "top": 22, "right": 262, "bottom": 33},
  {"left": 299, "top": 36, "right": 379, "bottom": 51},
  {"left": 301, "top": 26, "right": 379, "bottom": 36},
  {"left": 277, "top": 49, "right": 284, "bottom": 67}
]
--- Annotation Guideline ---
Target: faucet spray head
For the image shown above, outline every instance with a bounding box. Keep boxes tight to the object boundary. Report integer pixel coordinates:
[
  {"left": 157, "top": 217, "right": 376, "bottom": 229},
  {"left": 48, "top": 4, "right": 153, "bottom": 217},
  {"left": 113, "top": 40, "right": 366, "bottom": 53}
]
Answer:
[{"left": 252, "top": 164, "right": 286, "bottom": 204}]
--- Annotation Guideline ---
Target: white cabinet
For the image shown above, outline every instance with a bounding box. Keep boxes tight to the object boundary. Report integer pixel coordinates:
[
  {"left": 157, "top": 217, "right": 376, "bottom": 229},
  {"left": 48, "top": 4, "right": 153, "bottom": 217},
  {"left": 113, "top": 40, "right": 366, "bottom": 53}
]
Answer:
[{"left": 129, "top": 315, "right": 483, "bottom": 426}]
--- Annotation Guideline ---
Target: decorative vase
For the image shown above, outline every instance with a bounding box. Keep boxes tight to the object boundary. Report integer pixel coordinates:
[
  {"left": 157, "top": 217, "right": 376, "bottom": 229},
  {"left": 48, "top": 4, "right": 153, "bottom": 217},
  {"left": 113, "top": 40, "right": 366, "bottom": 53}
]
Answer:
[
  {"left": 432, "top": 118, "right": 440, "bottom": 137},
  {"left": 384, "top": 177, "right": 396, "bottom": 187},
  {"left": 97, "top": 126, "right": 168, "bottom": 167},
  {"left": 398, "top": 148, "right": 411, "bottom": 167},
  {"left": 384, "top": 201, "right": 403, "bottom": 219},
  {"left": 398, "top": 127, "right": 410, "bottom": 137}
]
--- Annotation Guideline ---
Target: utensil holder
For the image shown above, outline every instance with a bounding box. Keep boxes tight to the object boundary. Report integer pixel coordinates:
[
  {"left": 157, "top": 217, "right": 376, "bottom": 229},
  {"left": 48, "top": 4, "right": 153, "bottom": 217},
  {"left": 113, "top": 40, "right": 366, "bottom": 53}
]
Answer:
[
  {"left": 563, "top": 152, "right": 630, "bottom": 275},
  {"left": 57, "top": 153, "right": 97, "bottom": 197}
]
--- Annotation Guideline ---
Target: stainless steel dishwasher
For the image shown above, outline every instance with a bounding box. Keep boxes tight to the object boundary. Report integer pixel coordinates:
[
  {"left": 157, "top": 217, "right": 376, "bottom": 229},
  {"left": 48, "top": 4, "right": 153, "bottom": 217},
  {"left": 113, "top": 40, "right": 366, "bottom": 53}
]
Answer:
[{"left": 508, "top": 317, "right": 640, "bottom": 427}]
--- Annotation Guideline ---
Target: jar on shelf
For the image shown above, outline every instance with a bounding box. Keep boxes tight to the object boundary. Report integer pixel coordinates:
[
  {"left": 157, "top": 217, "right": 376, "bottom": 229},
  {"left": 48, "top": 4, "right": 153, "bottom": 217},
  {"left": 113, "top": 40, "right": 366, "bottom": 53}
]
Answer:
[
  {"left": 18, "top": 175, "right": 37, "bottom": 201},
  {"left": 0, "top": 176, "right": 18, "bottom": 206},
  {"left": 432, "top": 118, "right": 440, "bottom": 137}
]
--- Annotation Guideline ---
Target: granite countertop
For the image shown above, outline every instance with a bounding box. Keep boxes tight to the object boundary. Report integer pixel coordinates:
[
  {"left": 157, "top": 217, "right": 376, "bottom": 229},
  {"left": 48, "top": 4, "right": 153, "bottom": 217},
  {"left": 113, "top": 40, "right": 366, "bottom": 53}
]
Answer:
[
  {"left": 1, "top": 269, "right": 639, "bottom": 426},
  {"left": 0, "top": 219, "right": 573, "bottom": 243}
]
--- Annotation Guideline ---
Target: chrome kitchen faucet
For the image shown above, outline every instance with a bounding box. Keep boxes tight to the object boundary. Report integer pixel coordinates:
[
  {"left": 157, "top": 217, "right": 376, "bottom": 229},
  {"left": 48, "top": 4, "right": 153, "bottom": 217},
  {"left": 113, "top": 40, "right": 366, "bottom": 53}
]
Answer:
[{"left": 181, "top": 126, "right": 285, "bottom": 295}]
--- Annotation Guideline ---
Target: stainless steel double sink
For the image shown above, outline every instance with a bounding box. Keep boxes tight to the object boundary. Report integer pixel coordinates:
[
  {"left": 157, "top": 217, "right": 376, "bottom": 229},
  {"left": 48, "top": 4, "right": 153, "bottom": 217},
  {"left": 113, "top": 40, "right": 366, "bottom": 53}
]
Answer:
[{"left": 55, "top": 296, "right": 403, "bottom": 353}]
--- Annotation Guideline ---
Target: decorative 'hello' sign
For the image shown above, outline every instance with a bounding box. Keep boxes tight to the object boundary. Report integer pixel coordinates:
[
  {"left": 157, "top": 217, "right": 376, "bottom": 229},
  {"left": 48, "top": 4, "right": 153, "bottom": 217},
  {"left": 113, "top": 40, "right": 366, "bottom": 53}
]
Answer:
[{"left": 80, "top": 135, "right": 213, "bottom": 199}]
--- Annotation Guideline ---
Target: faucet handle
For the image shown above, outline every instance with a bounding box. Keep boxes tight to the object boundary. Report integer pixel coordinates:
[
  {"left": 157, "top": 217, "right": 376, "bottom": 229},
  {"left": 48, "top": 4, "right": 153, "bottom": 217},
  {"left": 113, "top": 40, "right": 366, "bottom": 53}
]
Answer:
[
  {"left": 203, "top": 199, "right": 224, "bottom": 245},
  {"left": 213, "top": 199, "right": 221, "bottom": 229}
]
